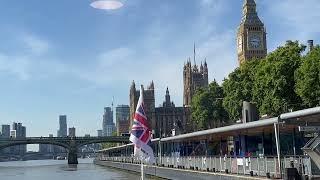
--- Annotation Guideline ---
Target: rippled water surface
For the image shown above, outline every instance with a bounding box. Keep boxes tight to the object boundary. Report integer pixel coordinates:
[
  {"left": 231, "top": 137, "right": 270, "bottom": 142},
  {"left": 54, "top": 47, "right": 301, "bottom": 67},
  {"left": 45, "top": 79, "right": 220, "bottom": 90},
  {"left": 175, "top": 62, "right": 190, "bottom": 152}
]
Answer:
[{"left": 0, "top": 159, "right": 140, "bottom": 180}]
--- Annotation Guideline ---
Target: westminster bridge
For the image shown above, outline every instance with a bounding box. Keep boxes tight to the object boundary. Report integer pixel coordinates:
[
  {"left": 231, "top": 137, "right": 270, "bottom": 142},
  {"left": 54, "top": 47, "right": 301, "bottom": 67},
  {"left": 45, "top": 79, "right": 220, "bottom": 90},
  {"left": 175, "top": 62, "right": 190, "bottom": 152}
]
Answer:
[{"left": 0, "top": 136, "right": 129, "bottom": 164}]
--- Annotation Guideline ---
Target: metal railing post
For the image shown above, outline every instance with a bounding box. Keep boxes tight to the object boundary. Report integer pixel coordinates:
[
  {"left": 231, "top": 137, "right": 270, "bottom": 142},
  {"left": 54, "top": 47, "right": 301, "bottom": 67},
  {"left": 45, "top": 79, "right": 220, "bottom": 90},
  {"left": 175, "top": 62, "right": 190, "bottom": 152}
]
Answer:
[
  {"left": 236, "top": 157, "right": 239, "bottom": 174},
  {"left": 243, "top": 157, "right": 246, "bottom": 175},
  {"left": 257, "top": 157, "right": 260, "bottom": 176},
  {"left": 265, "top": 157, "right": 268, "bottom": 175},
  {"left": 229, "top": 157, "right": 232, "bottom": 174},
  {"left": 220, "top": 156, "right": 222, "bottom": 172},
  {"left": 274, "top": 122, "right": 282, "bottom": 178}
]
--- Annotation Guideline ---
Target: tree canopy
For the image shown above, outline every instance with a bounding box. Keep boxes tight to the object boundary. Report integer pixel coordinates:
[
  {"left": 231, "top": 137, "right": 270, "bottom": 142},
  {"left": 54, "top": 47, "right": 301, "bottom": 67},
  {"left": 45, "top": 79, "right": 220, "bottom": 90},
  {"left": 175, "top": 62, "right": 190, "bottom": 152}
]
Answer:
[
  {"left": 222, "top": 60, "right": 259, "bottom": 121},
  {"left": 252, "top": 41, "right": 305, "bottom": 116},
  {"left": 191, "top": 80, "right": 228, "bottom": 130},
  {"left": 295, "top": 46, "right": 320, "bottom": 107},
  {"left": 191, "top": 40, "right": 319, "bottom": 126}
]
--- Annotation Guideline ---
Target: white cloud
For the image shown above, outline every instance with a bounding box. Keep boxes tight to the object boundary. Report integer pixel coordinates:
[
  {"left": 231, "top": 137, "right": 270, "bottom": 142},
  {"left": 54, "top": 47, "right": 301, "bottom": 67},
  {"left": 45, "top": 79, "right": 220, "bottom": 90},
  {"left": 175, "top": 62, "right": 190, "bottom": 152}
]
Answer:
[
  {"left": 263, "top": 0, "right": 320, "bottom": 49},
  {"left": 198, "top": 30, "right": 237, "bottom": 84},
  {"left": 23, "top": 35, "right": 49, "bottom": 55},
  {"left": 74, "top": 0, "right": 237, "bottom": 105},
  {"left": 76, "top": 30, "right": 236, "bottom": 105},
  {"left": 98, "top": 47, "right": 134, "bottom": 67},
  {"left": 0, "top": 53, "right": 31, "bottom": 80},
  {"left": 0, "top": 0, "right": 237, "bottom": 105},
  {"left": 76, "top": 47, "right": 135, "bottom": 85},
  {"left": 0, "top": 34, "right": 66, "bottom": 81},
  {"left": 0, "top": 52, "right": 70, "bottom": 81},
  {"left": 90, "top": 0, "right": 124, "bottom": 10},
  {"left": 0, "top": 0, "right": 237, "bottom": 107},
  {"left": 269, "top": 0, "right": 320, "bottom": 30}
]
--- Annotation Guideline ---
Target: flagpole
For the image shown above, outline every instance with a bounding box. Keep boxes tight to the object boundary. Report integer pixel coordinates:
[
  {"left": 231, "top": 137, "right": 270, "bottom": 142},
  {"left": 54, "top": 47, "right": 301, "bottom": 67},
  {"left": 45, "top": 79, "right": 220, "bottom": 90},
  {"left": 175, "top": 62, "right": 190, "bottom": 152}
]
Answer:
[{"left": 129, "top": 84, "right": 155, "bottom": 179}]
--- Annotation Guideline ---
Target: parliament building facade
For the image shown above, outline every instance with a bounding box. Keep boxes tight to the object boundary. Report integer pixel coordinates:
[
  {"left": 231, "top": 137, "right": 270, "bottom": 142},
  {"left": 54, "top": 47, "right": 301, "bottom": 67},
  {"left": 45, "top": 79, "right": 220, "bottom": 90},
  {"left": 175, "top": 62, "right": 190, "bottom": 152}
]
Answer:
[
  {"left": 129, "top": 48, "right": 208, "bottom": 138},
  {"left": 129, "top": 0, "right": 267, "bottom": 138}
]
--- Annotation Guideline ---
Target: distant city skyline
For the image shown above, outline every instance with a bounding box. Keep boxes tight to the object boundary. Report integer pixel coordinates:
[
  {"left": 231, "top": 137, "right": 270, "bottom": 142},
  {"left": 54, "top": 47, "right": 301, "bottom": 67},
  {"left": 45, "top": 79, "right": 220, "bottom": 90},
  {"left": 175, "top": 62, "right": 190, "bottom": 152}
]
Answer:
[{"left": 0, "top": 0, "right": 319, "bottom": 139}]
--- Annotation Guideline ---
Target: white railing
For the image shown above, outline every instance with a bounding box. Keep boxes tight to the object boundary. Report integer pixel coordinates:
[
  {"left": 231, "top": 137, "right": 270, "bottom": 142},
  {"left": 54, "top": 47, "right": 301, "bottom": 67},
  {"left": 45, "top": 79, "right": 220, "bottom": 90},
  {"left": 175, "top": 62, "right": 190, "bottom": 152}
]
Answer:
[{"left": 96, "top": 155, "right": 313, "bottom": 178}]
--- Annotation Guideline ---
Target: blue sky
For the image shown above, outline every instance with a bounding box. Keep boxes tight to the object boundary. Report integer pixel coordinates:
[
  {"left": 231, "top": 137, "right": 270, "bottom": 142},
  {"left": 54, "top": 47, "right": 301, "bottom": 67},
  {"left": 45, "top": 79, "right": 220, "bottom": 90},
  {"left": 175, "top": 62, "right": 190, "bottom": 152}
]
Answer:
[{"left": 0, "top": 0, "right": 319, "bottom": 142}]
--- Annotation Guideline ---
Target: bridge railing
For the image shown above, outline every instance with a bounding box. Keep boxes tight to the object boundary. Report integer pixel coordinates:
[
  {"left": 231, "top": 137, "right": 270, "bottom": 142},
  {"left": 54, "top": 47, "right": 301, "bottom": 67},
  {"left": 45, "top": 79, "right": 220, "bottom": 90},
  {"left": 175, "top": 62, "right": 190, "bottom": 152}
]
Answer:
[{"left": 96, "top": 155, "right": 313, "bottom": 178}]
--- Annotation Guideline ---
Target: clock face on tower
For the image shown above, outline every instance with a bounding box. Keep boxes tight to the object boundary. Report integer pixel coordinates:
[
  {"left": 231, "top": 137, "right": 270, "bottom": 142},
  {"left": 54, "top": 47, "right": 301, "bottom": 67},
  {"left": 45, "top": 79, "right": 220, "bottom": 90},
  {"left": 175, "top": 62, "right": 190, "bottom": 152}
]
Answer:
[{"left": 249, "top": 33, "right": 262, "bottom": 49}]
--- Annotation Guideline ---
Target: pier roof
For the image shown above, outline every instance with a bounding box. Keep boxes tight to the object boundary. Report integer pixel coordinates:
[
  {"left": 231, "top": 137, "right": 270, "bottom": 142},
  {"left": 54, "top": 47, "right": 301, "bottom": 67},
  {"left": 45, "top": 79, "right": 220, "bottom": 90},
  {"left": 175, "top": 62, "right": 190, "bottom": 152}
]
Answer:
[{"left": 99, "top": 107, "right": 320, "bottom": 152}]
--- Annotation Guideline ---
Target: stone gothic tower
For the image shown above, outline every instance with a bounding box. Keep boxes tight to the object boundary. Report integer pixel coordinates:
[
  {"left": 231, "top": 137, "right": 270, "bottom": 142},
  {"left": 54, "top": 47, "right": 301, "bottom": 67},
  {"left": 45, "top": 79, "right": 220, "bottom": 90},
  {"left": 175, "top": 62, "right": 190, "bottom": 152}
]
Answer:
[
  {"left": 129, "top": 81, "right": 156, "bottom": 131},
  {"left": 183, "top": 46, "right": 208, "bottom": 107},
  {"left": 237, "top": 0, "right": 267, "bottom": 65}
]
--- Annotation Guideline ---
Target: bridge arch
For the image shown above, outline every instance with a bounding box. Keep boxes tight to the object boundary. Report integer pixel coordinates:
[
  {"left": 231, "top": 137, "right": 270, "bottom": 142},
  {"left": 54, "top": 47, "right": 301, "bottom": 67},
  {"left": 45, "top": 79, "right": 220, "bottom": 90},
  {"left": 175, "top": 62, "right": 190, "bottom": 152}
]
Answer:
[
  {"left": 0, "top": 141, "right": 70, "bottom": 151},
  {"left": 0, "top": 136, "right": 129, "bottom": 164}
]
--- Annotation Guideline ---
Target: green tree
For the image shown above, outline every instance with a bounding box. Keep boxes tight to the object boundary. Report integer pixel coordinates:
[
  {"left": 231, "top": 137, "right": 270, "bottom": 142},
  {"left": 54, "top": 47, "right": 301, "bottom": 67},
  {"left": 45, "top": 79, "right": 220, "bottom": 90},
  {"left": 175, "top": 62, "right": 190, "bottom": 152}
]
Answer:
[
  {"left": 222, "top": 60, "right": 259, "bottom": 121},
  {"left": 191, "top": 80, "right": 228, "bottom": 130},
  {"left": 253, "top": 41, "right": 306, "bottom": 116},
  {"left": 295, "top": 46, "right": 320, "bottom": 107}
]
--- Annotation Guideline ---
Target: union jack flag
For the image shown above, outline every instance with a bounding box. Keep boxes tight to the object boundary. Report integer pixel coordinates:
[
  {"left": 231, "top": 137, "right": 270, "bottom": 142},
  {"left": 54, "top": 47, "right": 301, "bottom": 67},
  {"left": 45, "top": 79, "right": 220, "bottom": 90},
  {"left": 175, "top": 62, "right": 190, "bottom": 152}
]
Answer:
[{"left": 129, "top": 85, "right": 155, "bottom": 164}]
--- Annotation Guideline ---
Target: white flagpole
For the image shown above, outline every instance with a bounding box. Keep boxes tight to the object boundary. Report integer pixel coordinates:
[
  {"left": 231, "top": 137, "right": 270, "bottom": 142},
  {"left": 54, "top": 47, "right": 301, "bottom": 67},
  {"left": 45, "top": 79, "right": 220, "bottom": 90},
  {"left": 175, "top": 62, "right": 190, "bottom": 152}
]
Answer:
[{"left": 136, "top": 145, "right": 145, "bottom": 180}]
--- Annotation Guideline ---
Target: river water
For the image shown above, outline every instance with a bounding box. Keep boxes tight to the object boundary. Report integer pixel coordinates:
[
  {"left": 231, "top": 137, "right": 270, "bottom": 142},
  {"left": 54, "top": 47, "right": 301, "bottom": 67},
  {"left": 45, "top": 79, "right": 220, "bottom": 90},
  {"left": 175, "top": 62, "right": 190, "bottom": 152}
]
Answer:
[{"left": 0, "top": 159, "right": 140, "bottom": 180}]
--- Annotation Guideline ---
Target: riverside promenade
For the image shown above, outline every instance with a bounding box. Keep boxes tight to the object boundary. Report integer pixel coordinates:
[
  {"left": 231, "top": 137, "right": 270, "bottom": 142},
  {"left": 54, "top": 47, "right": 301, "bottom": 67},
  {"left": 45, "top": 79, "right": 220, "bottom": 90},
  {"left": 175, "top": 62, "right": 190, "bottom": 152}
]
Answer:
[
  {"left": 94, "top": 159, "right": 266, "bottom": 180},
  {"left": 96, "top": 107, "right": 320, "bottom": 179}
]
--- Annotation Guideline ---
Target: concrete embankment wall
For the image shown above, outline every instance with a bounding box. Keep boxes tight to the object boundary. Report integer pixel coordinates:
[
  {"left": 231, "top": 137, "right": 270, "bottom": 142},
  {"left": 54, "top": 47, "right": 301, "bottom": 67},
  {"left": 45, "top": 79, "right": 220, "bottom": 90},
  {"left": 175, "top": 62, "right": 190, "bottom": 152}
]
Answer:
[{"left": 94, "top": 160, "right": 264, "bottom": 180}]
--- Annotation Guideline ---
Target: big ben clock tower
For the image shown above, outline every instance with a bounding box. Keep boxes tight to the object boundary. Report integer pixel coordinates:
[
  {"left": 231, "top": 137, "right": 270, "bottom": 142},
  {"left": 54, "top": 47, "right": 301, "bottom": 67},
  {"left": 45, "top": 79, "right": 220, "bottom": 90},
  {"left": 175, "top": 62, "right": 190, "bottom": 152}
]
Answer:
[{"left": 237, "top": 0, "right": 267, "bottom": 65}]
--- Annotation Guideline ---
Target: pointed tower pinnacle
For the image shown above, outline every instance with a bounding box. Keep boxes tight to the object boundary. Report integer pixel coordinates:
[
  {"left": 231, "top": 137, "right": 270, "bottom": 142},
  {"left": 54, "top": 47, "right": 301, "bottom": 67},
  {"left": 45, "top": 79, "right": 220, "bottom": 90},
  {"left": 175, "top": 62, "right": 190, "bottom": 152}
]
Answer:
[
  {"left": 242, "top": 0, "right": 262, "bottom": 25},
  {"left": 244, "top": 0, "right": 256, "bottom": 6},
  {"left": 164, "top": 87, "right": 171, "bottom": 107},
  {"left": 149, "top": 80, "right": 155, "bottom": 90},
  {"left": 204, "top": 59, "right": 208, "bottom": 71}
]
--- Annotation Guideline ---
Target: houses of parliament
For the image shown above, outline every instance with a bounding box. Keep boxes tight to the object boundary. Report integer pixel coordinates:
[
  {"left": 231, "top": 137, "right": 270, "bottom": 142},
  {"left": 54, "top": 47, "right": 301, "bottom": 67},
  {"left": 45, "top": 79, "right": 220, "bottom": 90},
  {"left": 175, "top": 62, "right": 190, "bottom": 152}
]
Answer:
[{"left": 129, "top": 0, "right": 267, "bottom": 138}]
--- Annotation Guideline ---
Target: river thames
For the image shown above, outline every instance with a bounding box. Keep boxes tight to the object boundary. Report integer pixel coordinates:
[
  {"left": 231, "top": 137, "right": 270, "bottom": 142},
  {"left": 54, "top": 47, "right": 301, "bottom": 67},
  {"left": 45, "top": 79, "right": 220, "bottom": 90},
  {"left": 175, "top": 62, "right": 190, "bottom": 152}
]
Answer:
[{"left": 0, "top": 159, "right": 140, "bottom": 180}]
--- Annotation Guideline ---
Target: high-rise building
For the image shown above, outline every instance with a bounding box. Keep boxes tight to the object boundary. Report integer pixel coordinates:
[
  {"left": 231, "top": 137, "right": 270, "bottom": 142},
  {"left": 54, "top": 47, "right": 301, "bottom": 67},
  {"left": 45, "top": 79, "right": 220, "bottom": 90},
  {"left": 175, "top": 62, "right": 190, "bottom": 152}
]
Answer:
[
  {"left": 0, "top": 125, "right": 10, "bottom": 158},
  {"left": 21, "top": 126, "right": 26, "bottom": 138},
  {"left": 102, "top": 107, "right": 115, "bottom": 136},
  {"left": 237, "top": 0, "right": 267, "bottom": 65},
  {"left": 69, "top": 127, "right": 76, "bottom": 137},
  {"left": 58, "top": 115, "right": 67, "bottom": 137},
  {"left": 56, "top": 115, "right": 68, "bottom": 153},
  {"left": 1, "top": 125, "right": 10, "bottom": 137},
  {"left": 11, "top": 122, "right": 26, "bottom": 154},
  {"left": 10, "top": 130, "right": 16, "bottom": 138},
  {"left": 97, "top": 130, "right": 103, "bottom": 137},
  {"left": 12, "top": 123, "right": 26, "bottom": 137},
  {"left": 115, "top": 105, "right": 130, "bottom": 136},
  {"left": 183, "top": 45, "right": 208, "bottom": 107}
]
